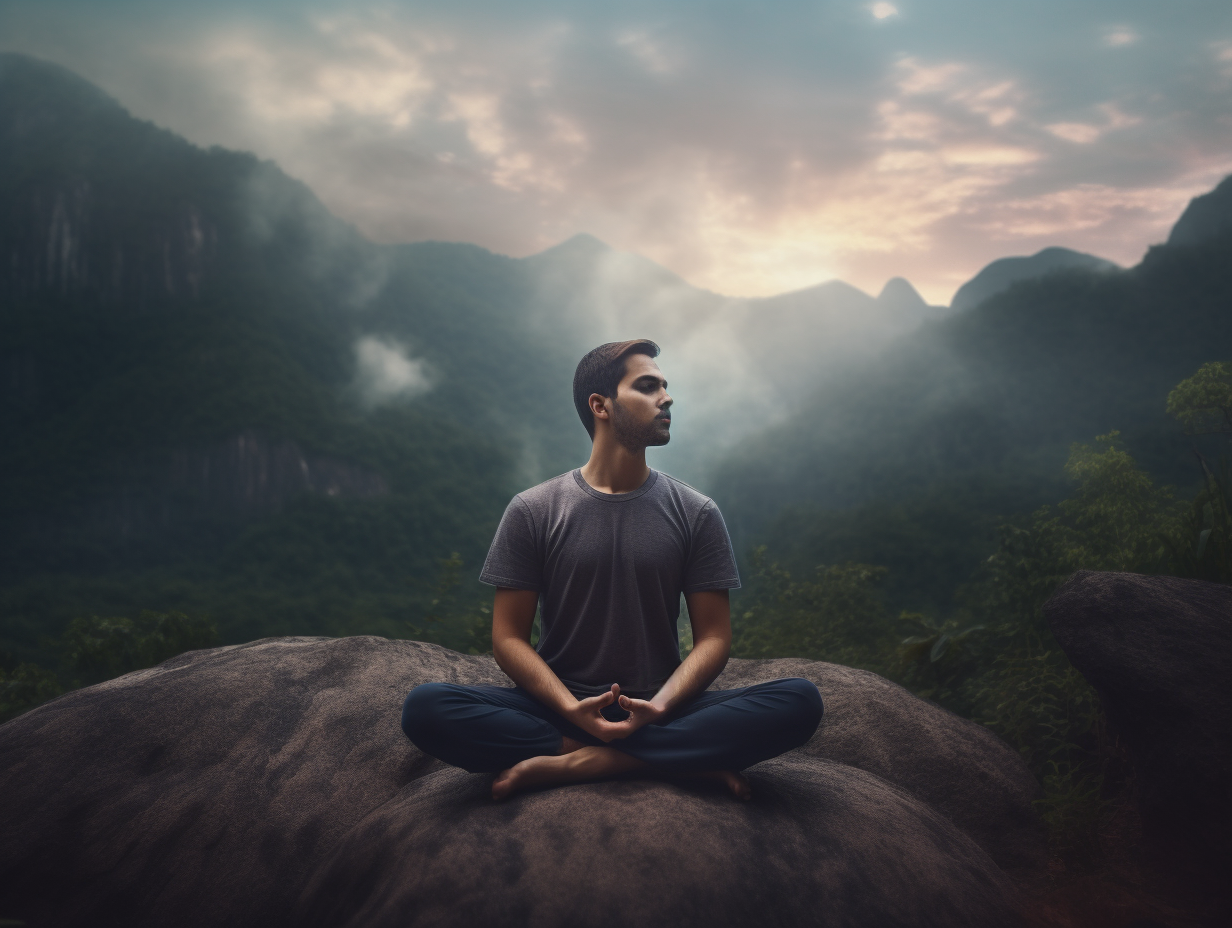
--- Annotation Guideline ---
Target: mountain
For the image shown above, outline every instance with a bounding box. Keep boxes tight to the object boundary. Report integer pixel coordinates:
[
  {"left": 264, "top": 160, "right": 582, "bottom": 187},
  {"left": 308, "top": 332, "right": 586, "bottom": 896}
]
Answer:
[
  {"left": 876, "top": 277, "right": 944, "bottom": 318},
  {"left": 510, "top": 233, "right": 946, "bottom": 479},
  {"left": 714, "top": 182, "right": 1232, "bottom": 611},
  {"left": 949, "top": 247, "right": 1121, "bottom": 314},
  {"left": 11, "top": 49, "right": 1223, "bottom": 660},
  {"left": 0, "top": 53, "right": 946, "bottom": 656},
  {"left": 1167, "top": 176, "right": 1232, "bottom": 247}
]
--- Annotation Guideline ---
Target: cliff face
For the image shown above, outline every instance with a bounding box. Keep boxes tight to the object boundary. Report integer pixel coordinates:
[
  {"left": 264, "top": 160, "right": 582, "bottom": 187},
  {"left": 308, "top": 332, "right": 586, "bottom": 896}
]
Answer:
[
  {"left": 5, "top": 181, "right": 218, "bottom": 303},
  {"left": 0, "top": 53, "right": 427, "bottom": 579},
  {"left": 8, "top": 431, "right": 389, "bottom": 571},
  {"left": 0, "top": 54, "right": 230, "bottom": 307}
]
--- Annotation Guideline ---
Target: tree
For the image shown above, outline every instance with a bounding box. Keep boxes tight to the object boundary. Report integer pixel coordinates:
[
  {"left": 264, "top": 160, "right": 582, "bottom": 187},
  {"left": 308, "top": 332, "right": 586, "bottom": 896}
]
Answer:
[
  {"left": 732, "top": 549, "right": 894, "bottom": 671},
  {"left": 1167, "top": 362, "right": 1232, "bottom": 582},
  {"left": 1166, "top": 361, "right": 1232, "bottom": 437},
  {"left": 63, "top": 611, "right": 219, "bottom": 686}
]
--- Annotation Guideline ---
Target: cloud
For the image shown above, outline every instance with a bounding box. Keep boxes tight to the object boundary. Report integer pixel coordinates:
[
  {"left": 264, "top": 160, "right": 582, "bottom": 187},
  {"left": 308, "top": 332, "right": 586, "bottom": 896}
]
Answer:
[
  {"left": 354, "top": 336, "right": 432, "bottom": 406},
  {"left": 1103, "top": 27, "right": 1139, "bottom": 48},
  {"left": 3, "top": 0, "right": 1232, "bottom": 304}
]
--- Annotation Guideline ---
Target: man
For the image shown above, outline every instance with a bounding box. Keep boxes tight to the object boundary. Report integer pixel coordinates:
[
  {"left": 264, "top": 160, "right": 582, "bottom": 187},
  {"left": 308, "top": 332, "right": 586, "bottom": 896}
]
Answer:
[{"left": 402, "top": 339, "right": 822, "bottom": 800}]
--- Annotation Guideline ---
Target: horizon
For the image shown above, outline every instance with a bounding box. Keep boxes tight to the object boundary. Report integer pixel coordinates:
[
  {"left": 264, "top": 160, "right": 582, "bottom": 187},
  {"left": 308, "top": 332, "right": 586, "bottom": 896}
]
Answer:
[{"left": 3, "top": 1, "right": 1230, "bottom": 304}]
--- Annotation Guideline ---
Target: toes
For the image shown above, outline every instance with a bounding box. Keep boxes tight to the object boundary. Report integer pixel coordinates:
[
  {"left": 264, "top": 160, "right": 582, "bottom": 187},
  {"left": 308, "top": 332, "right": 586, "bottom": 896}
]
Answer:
[{"left": 491, "top": 771, "right": 515, "bottom": 800}]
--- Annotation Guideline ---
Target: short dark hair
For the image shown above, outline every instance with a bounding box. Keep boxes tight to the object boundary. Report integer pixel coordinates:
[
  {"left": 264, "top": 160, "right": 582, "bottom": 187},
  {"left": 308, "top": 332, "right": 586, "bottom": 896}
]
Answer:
[{"left": 572, "top": 339, "right": 661, "bottom": 439}]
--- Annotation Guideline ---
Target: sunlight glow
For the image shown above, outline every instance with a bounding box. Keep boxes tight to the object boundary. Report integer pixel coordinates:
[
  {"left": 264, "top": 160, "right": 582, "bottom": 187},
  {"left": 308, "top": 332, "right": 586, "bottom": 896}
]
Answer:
[
  {"left": 1103, "top": 27, "right": 1139, "bottom": 47},
  {"left": 36, "top": 2, "right": 1225, "bottom": 306}
]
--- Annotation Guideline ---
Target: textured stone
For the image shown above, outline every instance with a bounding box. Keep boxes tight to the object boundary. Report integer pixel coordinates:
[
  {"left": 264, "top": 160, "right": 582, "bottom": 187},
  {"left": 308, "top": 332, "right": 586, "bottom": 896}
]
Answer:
[
  {"left": 1045, "top": 570, "right": 1232, "bottom": 879},
  {"left": 0, "top": 636, "right": 1038, "bottom": 927}
]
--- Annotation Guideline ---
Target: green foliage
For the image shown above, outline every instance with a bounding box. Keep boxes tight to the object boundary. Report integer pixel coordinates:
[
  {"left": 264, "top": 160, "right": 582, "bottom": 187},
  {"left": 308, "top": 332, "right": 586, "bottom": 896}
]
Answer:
[
  {"left": 733, "top": 550, "right": 894, "bottom": 670},
  {"left": 1164, "top": 364, "right": 1232, "bottom": 582},
  {"left": 1174, "top": 456, "right": 1232, "bottom": 582},
  {"left": 63, "top": 610, "right": 220, "bottom": 686},
  {"left": 1057, "top": 432, "right": 1179, "bottom": 571},
  {"left": 895, "top": 613, "right": 985, "bottom": 706},
  {"left": 1166, "top": 361, "right": 1232, "bottom": 436},
  {"left": 0, "top": 609, "right": 217, "bottom": 723},
  {"left": 406, "top": 553, "right": 495, "bottom": 655},
  {"left": 0, "top": 662, "right": 63, "bottom": 724}
]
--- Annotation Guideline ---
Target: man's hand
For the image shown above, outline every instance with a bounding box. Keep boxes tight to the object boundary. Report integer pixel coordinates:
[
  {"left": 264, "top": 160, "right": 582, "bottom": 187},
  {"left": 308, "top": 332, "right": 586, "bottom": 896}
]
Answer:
[
  {"left": 608, "top": 690, "right": 667, "bottom": 738},
  {"left": 560, "top": 685, "right": 635, "bottom": 743}
]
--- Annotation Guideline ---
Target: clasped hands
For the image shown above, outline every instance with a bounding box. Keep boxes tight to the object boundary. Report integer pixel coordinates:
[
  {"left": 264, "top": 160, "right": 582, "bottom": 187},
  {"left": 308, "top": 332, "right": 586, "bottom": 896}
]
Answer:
[{"left": 563, "top": 684, "right": 666, "bottom": 742}]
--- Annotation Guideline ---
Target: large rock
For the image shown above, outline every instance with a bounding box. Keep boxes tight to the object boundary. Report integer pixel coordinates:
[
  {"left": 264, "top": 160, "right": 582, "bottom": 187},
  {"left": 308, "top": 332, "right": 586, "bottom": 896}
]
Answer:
[
  {"left": 0, "top": 636, "right": 1040, "bottom": 927},
  {"left": 716, "top": 658, "right": 1043, "bottom": 870},
  {"left": 1045, "top": 570, "right": 1232, "bottom": 881}
]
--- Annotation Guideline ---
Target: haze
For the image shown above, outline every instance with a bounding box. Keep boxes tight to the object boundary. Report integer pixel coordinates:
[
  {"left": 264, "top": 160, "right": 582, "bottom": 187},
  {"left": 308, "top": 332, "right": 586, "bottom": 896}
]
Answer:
[{"left": 3, "top": 0, "right": 1230, "bottom": 304}]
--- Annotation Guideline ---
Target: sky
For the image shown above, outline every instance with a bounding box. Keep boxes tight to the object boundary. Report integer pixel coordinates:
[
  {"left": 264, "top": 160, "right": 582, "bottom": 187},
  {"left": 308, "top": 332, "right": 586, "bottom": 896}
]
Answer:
[{"left": 3, "top": 0, "right": 1231, "bottom": 303}]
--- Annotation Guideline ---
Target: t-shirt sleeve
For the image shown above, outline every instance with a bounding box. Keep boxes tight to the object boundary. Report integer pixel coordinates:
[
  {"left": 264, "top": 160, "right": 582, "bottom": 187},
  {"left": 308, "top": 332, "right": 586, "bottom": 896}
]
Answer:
[
  {"left": 478, "top": 496, "right": 543, "bottom": 590},
  {"left": 683, "top": 501, "right": 741, "bottom": 592}
]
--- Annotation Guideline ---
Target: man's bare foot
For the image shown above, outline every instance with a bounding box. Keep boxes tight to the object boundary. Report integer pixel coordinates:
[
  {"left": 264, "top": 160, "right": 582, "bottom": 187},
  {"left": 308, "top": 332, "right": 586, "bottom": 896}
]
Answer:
[
  {"left": 708, "top": 770, "right": 752, "bottom": 800},
  {"left": 492, "top": 746, "right": 646, "bottom": 800},
  {"left": 677, "top": 770, "right": 752, "bottom": 800}
]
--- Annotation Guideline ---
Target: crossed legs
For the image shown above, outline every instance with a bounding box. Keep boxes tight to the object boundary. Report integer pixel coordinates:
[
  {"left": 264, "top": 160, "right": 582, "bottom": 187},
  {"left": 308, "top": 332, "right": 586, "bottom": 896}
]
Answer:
[{"left": 402, "top": 678, "right": 823, "bottom": 800}]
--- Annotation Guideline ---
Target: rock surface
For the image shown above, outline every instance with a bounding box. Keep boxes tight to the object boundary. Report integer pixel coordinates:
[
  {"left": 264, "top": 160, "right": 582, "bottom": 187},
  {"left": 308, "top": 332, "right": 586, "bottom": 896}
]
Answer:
[
  {"left": 0, "top": 636, "right": 1041, "bottom": 927},
  {"left": 1045, "top": 570, "right": 1232, "bottom": 881}
]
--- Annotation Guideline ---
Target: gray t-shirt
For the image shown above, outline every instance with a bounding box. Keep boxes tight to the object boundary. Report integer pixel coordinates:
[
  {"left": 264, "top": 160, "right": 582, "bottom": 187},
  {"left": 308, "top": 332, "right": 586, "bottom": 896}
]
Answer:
[{"left": 479, "top": 468, "right": 741, "bottom": 700}]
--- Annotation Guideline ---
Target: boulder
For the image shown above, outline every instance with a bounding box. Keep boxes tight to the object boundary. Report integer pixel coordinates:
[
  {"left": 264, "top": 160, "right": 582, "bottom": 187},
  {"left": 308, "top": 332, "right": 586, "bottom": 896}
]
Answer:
[
  {"left": 297, "top": 757, "right": 1015, "bottom": 928},
  {"left": 1045, "top": 570, "right": 1232, "bottom": 881},
  {"left": 0, "top": 636, "right": 1039, "bottom": 927},
  {"left": 717, "top": 659, "right": 1044, "bottom": 870}
]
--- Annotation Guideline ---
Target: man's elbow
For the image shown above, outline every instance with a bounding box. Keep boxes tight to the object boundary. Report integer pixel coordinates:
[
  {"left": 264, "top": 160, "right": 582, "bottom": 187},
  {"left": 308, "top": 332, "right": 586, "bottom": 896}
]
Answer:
[{"left": 694, "top": 634, "right": 731, "bottom": 663}]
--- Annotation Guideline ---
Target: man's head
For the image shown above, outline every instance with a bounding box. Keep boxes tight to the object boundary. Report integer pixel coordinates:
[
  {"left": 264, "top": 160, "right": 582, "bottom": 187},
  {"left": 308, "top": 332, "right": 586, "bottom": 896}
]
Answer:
[{"left": 572, "top": 339, "right": 671, "bottom": 448}]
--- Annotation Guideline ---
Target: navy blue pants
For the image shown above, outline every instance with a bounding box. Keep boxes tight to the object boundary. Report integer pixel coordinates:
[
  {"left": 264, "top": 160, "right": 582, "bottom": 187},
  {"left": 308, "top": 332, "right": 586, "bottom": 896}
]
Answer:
[{"left": 401, "top": 678, "right": 823, "bottom": 774}]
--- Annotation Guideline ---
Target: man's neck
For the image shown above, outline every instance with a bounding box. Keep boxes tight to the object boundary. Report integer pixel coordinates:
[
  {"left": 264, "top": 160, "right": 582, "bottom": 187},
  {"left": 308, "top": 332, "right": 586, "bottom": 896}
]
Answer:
[{"left": 579, "top": 435, "right": 650, "bottom": 494}]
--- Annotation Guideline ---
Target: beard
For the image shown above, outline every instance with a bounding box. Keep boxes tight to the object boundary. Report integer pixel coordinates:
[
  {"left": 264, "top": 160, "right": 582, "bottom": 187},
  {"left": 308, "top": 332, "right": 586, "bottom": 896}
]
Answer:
[{"left": 610, "top": 398, "right": 671, "bottom": 450}]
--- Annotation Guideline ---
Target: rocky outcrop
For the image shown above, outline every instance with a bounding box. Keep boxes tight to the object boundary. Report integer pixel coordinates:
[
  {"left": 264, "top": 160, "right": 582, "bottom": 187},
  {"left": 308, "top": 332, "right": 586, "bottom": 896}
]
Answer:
[
  {"left": 0, "top": 637, "right": 1041, "bottom": 928},
  {"left": 7, "top": 430, "right": 389, "bottom": 571},
  {"left": 1045, "top": 570, "right": 1232, "bottom": 884},
  {"left": 716, "top": 658, "right": 1044, "bottom": 870}
]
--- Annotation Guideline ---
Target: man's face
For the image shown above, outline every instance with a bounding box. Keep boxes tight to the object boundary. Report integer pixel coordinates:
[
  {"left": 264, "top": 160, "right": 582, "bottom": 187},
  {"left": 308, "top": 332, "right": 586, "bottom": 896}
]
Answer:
[{"left": 607, "top": 353, "right": 673, "bottom": 450}]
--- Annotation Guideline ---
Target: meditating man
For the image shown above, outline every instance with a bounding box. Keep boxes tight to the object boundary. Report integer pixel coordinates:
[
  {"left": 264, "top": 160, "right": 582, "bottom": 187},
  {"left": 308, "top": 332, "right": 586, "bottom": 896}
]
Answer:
[{"left": 401, "top": 339, "right": 823, "bottom": 800}]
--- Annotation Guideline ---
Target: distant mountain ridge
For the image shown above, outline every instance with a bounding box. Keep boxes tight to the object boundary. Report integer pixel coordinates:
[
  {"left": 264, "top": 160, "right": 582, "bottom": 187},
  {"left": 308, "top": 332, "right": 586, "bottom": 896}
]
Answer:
[
  {"left": 714, "top": 174, "right": 1232, "bottom": 607},
  {"left": 949, "top": 247, "right": 1120, "bottom": 314},
  {"left": 1167, "top": 176, "right": 1232, "bottom": 247}
]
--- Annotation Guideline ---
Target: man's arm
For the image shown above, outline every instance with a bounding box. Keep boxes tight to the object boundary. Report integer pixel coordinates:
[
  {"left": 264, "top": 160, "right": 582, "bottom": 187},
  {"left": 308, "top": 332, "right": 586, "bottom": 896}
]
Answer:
[
  {"left": 490, "top": 587, "right": 631, "bottom": 743},
  {"left": 611, "top": 589, "right": 732, "bottom": 735}
]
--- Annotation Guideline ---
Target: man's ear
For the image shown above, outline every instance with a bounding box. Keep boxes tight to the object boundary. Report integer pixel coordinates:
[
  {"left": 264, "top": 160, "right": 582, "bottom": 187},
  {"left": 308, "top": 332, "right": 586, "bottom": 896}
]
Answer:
[{"left": 589, "top": 393, "right": 610, "bottom": 422}]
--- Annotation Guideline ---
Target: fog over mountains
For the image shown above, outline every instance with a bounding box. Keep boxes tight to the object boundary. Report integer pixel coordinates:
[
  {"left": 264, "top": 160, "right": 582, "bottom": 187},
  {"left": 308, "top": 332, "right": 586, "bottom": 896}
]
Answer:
[{"left": 3, "top": 51, "right": 1230, "bottom": 649}]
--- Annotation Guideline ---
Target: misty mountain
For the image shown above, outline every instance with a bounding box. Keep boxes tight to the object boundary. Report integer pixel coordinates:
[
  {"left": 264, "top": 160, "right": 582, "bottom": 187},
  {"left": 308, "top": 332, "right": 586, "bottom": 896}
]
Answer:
[
  {"left": 1167, "top": 175, "right": 1232, "bottom": 247},
  {"left": 7, "top": 49, "right": 1227, "bottom": 654},
  {"left": 948, "top": 247, "right": 1120, "bottom": 314},
  {"left": 0, "top": 53, "right": 948, "bottom": 651},
  {"left": 521, "top": 234, "right": 950, "bottom": 477},
  {"left": 715, "top": 184, "right": 1232, "bottom": 609}
]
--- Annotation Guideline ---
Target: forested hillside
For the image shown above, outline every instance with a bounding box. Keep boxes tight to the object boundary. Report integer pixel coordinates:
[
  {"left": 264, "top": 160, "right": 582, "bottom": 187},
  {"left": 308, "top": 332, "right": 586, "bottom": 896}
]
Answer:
[
  {"left": 717, "top": 185, "right": 1232, "bottom": 612},
  {"left": 0, "top": 52, "right": 947, "bottom": 666}
]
